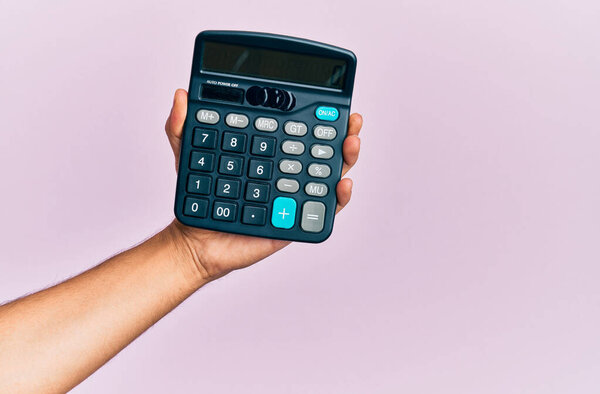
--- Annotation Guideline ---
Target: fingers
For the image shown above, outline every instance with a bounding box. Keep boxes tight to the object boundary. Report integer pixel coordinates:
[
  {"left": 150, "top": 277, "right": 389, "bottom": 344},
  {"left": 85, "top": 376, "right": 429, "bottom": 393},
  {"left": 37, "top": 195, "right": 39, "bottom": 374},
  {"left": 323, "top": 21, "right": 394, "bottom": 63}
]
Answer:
[
  {"left": 341, "top": 113, "right": 363, "bottom": 176},
  {"left": 341, "top": 135, "right": 360, "bottom": 176},
  {"left": 335, "top": 178, "right": 353, "bottom": 214},
  {"left": 347, "top": 113, "right": 363, "bottom": 136},
  {"left": 165, "top": 89, "right": 188, "bottom": 161}
]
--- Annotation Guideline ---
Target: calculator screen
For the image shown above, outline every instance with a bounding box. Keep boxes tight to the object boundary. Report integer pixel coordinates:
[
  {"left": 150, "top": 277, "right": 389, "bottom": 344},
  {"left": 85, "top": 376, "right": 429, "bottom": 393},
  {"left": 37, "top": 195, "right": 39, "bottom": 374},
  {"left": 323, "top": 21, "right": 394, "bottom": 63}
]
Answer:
[{"left": 201, "top": 41, "right": 347, "bottom": 89}]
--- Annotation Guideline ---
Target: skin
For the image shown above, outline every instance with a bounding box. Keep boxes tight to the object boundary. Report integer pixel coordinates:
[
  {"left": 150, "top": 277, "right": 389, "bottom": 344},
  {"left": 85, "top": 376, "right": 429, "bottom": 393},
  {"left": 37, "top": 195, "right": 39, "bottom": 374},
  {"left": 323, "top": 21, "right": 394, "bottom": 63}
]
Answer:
[{"left": 0, "top": 89, "right": 363, "bottom": 394}]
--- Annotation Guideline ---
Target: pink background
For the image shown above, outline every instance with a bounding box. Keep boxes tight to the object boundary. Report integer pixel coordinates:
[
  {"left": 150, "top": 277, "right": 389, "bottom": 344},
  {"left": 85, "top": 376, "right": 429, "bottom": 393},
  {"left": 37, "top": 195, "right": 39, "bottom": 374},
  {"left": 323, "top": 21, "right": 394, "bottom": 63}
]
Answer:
[{"left": 1, "top": 0, "right": 600, "bottom": 392}]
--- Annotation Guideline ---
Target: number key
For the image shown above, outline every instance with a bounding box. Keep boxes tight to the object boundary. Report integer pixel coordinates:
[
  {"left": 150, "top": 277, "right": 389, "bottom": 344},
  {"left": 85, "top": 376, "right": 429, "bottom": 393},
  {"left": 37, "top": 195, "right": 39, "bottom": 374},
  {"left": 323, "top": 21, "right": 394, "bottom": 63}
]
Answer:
[
  {"left": 218, "top": 155, "right": 244, "bottom": 176},
  {"left": 245, "top": 182, "right": 270, "bottom": 203},
  {"left": 248, "top": 159, "right": 273, "bottom": 180},
  {"left": 213, "top": 201, "right": 237, "bottom": 222},
  {"left": 190, "top": 151, "right": 215, "bottom": 172},
  {"left": 187, "top": 174, "right": 211, "bottom": 195},
  {"left": 215, "top": 178, "right": 241, "bottom": 199},
  {"left": 184, "top": 197, "right": 209, "bottom": 218},
  {"left": 192, "top": 128, "right": 217, "bottom": 149},
  {"left": 251, "top": 136, "right": 276, "bottom": 157},
  {"left": 222, "top": 132, "right": 247, "bottom": 153}
]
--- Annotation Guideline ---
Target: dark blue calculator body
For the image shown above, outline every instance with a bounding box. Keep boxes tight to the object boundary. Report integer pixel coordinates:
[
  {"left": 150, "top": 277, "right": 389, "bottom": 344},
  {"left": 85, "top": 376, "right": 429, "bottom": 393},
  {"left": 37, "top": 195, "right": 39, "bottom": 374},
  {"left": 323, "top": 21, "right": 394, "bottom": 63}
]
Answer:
[{"left": 174, "top": 31, "right": 357, "bottom": 243}]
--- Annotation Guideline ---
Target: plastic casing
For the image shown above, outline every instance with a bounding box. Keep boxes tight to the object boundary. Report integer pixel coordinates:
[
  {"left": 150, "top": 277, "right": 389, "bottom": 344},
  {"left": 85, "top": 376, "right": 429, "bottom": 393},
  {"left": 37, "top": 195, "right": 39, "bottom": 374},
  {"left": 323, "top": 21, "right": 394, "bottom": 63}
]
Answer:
[{"left": 174, "top": 30, "right": 357, "bottom": 243}]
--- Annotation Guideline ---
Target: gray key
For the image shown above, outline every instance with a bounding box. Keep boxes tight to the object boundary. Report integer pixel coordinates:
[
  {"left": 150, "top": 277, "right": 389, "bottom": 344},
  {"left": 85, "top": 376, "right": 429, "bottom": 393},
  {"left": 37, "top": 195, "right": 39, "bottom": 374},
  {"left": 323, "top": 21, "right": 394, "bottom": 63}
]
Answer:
[
  {"left": 279, "top": 159, "right": 302, "bottom": 174},
  {"left": 196, "top": 109, "right": 220, "bottom": 124},
  {"left": 281, "top": 140, "right": 305, "bottom": 155},
  {"left": 255, "top": 117, "right": 278, "bottom": 132},
  {"left": 276, "top": 178, "right": 300, "bottom": 193},
  {"left": 305, "top": 182, "right": 328, "bottom": 197},
  {"left": 284, "top": 121, "right": 308, "bottom": 136},
  {"left": 313, "top": 125, "right": 337, "bottom": 140},
  {"left": 310, "top": 144, "right": 334, "bottom": 159},
  {"left": 301, "top": 201, "right": 326, "bottom": 233},
  {"left": 225, "top": 113, "right": 249, "bottom": 128},
  {"left": 308, "top": 163, "right": 331, "bottom": 178}
]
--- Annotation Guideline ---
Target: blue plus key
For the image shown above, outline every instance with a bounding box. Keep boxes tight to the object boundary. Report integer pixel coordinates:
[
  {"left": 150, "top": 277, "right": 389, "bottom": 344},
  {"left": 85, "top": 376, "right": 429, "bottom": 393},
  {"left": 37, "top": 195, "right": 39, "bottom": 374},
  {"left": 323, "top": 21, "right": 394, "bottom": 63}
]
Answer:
[
  {"left": 271, "top": 197, "right": 297, "bottom": 229},
  {"left": 315, "top": 106, "right": 339, "bottom": 121}
]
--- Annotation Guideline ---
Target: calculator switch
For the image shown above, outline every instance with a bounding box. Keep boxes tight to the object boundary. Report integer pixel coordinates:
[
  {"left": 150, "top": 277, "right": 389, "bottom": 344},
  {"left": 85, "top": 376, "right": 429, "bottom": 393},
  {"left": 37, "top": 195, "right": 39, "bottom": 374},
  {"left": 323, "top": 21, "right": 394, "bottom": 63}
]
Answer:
[
  {"left": 190, "top": 151, "right": 215, "bottom": 172},
  {"left": 305, "top": 182, "right": 328, "bottom": 197},
  {"left": 246, "top": 86, "right": 268, "bottom": 106},
  {"left": 310, "top": 144, "right": 334, "bottom": 159},
  {"left": 215, "top": 178, "right": 241, "bottom": 199},
  {"left": 218, "top": 155, "right": 244, "bottom": 176},
  {"left": 281, "top": 140, "right": 305, "bottom": 155},
  {"left": 184, "top": 197, "right": 209, "bottom": 218},
  {"left": 225, "top": 113, "right": 249, "bottom": 128},
  {"left": 213, "top": 201, "right": 237, "bottom": 222},
  {"left": 254, "top": 117, "right": 278, "bottom": 132},
  {"left": 308, "top": 163, "right": 331, "bottom": 178},
  {"left": 187, "top": 174, "right": 212, "bottom": 195},
  {"left": 313, "top": 125, "right": 337, "bottom": 140},
  {"left": 315, "top": 106, "right": 339, "bottom": 122},
  {"left": 279, "top": 159, "right": 302, "bottom": 175},
  {"left": 251, "top": 136, "right": 277, "bottom": 157},
  {"left": 271, "top": 197, "right": 297, "bottom": 229},
  {"left": 222, "top": 132, "right": 247, "bottom": 153},
  {"left": 196, "top": 109, "right": 220, "bottom": 124},
  {"left": 266, "top": 88, "right": 285, "bottom": 108},
  {"left": 284, "top": 121, "right": 308, "bottom": 137},
  {"left": 279, "top": 90, "right": 296, "bottom": 112},
  {"left": 248, "top": 159, "right": 273, "bottom": 179},
  {"left": 242, "top": 205, "right": 267, "bottom": 226},
  {"left": 245, "top": 182, "right": 270, "bottom": 203},
  {"left": 192, "top": 128, "right": 217, "bottom": 149},
  {"left": 301, "top": 201, "right": 326, "bottom": 233},
  {"left": 276, "top": 178, "right": 300, "bottom": 193}
]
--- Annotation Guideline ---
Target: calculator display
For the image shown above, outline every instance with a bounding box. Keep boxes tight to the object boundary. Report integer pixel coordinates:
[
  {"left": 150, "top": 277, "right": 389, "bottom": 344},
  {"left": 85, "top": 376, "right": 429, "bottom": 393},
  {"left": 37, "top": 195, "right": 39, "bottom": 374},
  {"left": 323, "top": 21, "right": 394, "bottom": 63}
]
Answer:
[{"left": 201, "top": 41, "right": 347, "bottom": 89}]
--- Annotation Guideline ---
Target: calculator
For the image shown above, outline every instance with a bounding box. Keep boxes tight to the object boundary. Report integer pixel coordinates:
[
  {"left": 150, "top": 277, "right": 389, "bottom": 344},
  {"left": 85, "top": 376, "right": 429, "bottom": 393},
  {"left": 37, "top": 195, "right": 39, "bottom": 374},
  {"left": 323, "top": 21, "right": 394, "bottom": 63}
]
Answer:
[{"left": 174, "top": 31, "right": 357, "bottom": 243}]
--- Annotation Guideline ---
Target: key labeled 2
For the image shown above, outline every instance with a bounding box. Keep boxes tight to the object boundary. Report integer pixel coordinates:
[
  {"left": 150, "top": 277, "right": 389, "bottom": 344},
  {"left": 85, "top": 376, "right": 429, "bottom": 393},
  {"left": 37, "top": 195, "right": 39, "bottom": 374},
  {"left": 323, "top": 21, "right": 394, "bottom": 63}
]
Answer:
[{"left": 215, "top": 178, "right": 241, "bottom": 199}]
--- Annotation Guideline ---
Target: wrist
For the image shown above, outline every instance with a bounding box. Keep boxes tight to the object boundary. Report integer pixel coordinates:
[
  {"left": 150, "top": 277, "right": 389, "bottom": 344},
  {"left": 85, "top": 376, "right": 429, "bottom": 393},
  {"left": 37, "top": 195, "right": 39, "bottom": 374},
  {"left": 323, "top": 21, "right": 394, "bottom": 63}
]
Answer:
[{"left": 160, "top": 221, "right": 211, "bottom": 290}]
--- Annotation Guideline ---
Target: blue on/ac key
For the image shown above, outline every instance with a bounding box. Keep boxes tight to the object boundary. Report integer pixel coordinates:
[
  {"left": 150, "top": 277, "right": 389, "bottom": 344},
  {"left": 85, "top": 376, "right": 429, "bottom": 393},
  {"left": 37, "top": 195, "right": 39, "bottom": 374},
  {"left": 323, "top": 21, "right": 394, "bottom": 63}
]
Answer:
[
  {"left": 271, "top": 197, "right": 297, "bottom": 229},
  {"left": 315, "top": 106, "right": 339, "bottom": 121}
]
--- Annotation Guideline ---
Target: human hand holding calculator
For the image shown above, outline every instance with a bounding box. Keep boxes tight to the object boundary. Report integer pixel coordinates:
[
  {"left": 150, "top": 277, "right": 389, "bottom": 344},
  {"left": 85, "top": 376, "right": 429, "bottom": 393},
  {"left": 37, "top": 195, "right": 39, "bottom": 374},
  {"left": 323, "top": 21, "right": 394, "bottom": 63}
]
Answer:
[{"left": 167, "top": 31, "right": 362, "bottom": 277}]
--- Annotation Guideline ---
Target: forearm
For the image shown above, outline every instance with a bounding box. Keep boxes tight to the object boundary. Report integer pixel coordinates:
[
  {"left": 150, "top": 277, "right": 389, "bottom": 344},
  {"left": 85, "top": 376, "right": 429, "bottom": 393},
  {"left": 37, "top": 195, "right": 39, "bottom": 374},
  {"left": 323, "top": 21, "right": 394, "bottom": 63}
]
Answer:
[{"left": 0, "top": 223, "right": 204, "bottom": 394}]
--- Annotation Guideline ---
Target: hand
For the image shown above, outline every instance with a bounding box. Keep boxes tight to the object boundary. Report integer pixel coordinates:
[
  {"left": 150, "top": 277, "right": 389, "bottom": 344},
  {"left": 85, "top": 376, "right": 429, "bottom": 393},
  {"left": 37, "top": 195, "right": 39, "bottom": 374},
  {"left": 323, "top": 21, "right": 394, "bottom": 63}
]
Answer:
[{"left": 165, "top": 89, "right": 363, "bottom": 281}]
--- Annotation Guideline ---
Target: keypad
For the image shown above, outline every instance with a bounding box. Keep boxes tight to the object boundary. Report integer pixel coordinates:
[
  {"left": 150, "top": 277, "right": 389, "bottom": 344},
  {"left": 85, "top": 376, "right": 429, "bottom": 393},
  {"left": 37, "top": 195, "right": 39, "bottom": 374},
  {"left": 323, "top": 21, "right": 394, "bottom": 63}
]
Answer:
[
  {"left": 245, "top": 182, "right": 270, "bottom": 203},
  {"left": 215, "top": 178, "right": 241, "bottom": 199},
  {"left": 222, "top": 132, "right": 247, "bottom": 153},
  {"left": 255, "top": 117, "right": 278, "bottom": 132},
  {"left": 187, "top": 174, "right": 212, "bottom": 195},
  {"left": 218, "top": 155, "right": 244, "bottom": 176},
  {"left": 276, "top": 178, "right": 300, "bottom": 193},
  {"left": 193, "top": 128, "right": 217, "bottom": 149},
  {"left": 279, "top": 159, "right": 302, "bottom": 174},
  {"left": 251, "top": 135, "right": 276, "bottom": 157},
  {"left": 225, "top": 113, "right": 249, "bottom": 128},
  {"left": 284, "top": 121, "right": 308, "bottom": 136},
  {"left": 213, "top": 201, "right": 237, "bottom": 221},
  {"left": 180, "top": 105, "right": 342, "bottom": 240},
  {"left": 184, "top": 197, "right": 209, "bottom": 218},
  {"left": 281, "top": 140, "right": 305, "bottom": 155},
  {"left": 242, "top": 205, "right": 267, "bottom": 225},
  {"left": 248, "top": 159, "right": 273, "bottom": 179},
  {"left": 307, "top": 163, "right": 331, "bottom": 178},
  {"left": 190, "top": 151, "right": 215, "bottom": 172}
]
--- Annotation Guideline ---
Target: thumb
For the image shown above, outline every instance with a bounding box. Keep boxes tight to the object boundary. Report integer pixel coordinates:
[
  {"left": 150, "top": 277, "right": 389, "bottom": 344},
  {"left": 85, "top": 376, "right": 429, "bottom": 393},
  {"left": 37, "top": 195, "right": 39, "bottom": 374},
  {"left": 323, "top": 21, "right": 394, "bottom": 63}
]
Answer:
[{"left": 165, "top": 89, "right": 188, "bottom": 167}]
